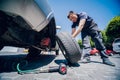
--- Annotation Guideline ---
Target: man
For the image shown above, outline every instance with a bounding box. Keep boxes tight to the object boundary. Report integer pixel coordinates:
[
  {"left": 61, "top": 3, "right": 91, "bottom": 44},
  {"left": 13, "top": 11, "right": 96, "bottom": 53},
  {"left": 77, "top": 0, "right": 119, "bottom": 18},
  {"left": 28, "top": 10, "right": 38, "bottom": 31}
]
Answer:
[{"left": 67, "top": 11, "right": 115, "bottom": 66}]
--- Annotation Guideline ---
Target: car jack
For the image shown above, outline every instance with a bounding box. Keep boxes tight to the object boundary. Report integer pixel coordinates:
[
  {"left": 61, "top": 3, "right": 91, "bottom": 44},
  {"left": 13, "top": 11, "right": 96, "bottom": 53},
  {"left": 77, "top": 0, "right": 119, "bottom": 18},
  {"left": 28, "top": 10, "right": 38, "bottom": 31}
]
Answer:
[{"left": 17, "top": 61, "right": 67, "bottom": 75}]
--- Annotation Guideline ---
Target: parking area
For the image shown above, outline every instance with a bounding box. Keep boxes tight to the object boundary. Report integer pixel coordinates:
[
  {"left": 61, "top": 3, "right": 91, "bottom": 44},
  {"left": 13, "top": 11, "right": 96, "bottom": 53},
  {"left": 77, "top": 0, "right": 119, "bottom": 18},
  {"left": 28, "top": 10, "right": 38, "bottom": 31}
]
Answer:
[{"left": 0, "top": 49, "right": 120, "bottom": 80}]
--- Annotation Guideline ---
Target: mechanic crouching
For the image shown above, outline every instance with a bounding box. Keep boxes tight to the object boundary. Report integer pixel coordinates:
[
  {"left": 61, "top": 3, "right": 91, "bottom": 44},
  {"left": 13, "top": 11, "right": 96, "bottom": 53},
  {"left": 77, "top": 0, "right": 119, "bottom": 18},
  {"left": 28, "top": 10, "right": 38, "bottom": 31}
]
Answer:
[{"left": 67, "top": 11, "right": 115, "bottom": 66}]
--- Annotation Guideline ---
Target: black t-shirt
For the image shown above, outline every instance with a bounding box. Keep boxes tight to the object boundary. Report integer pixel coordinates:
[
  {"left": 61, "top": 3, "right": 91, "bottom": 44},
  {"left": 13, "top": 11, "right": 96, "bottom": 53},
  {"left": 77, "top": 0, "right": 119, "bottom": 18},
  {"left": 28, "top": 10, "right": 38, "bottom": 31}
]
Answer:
[{"left": 71, "top": 12, "right": 93, "bottom": 29}]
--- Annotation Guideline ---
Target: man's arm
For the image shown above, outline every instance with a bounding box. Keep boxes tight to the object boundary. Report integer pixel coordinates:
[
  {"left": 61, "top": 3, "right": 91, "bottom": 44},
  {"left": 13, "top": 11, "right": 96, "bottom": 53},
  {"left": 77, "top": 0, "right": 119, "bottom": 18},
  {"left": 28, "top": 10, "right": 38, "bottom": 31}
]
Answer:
[
  {"left": 71, "top": 28, "right": 76, "bottom": 35},
  {"left": 72, "top": 19, "right": 86, "bottom": 38}
]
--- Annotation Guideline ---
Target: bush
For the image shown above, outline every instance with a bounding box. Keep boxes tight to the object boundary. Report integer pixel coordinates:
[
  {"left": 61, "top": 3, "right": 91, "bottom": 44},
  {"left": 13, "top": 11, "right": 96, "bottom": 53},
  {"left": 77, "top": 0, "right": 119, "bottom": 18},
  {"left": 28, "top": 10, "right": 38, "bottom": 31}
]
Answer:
[{"left": 105, "top": 16, "right": 120, "bottom": 49}]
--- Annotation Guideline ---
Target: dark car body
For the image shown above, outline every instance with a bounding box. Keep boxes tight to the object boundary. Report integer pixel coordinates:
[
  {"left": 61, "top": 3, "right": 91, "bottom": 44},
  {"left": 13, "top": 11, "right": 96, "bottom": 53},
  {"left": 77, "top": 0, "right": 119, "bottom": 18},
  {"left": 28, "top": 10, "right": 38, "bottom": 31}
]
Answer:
[
  {"left": 0, "top": 0, "right": 81, "bottom": 64},
  {"left": 0, "top": 0, "right": 56, "bottom": 51}
]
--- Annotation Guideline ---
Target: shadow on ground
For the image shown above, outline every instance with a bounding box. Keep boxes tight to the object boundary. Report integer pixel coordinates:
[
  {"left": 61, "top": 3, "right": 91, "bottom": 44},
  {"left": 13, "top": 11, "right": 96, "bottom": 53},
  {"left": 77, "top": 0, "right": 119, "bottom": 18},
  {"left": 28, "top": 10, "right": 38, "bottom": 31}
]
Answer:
[
  {"left": 54, "top": 59, "right": 80, "bottom": 67},
  {"left": 0, "top": 52, "right": 56, "bottom": 73}
]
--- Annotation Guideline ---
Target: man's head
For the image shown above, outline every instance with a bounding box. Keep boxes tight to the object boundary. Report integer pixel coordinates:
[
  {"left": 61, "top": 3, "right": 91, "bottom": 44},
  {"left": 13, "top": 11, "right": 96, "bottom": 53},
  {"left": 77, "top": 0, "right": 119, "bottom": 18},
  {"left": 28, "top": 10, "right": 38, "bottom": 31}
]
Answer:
[{"left": 67, "top": 11, "right": 78, "bottom": 22}]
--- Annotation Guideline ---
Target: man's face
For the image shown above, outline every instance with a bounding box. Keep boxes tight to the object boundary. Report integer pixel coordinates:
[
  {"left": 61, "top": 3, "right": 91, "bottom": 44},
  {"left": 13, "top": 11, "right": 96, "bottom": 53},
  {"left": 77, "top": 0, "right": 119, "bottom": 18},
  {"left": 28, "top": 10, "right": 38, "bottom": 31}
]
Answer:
[{"left": 69, "top": 13, "right": 77, "bottom": 22}]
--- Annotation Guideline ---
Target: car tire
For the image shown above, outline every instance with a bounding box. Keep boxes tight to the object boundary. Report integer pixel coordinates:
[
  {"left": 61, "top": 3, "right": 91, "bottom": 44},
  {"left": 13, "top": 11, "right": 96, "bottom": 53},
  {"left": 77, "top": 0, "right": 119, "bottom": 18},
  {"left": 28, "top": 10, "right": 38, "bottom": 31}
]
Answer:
[
  {"left": 56, "top": 32, "right": 82, "bottom": 64},
  {"left": 0, "top": 45, "right": 3, "bottom": 50},
  {"left": 0, "top": 42, "right": 4, "bottom": 50}
]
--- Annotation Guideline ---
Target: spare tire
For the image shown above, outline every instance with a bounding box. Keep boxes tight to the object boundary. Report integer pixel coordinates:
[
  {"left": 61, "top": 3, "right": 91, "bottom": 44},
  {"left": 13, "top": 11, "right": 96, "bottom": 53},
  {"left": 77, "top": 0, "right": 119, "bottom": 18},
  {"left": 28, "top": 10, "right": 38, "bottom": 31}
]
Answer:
[{"left": 56, "top": 32, "right": 82, "bottom": 64}]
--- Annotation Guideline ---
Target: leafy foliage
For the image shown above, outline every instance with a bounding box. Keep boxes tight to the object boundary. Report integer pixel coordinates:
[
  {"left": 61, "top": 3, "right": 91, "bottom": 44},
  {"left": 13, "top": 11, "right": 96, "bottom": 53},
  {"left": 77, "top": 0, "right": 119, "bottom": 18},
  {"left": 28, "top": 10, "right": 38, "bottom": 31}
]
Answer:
[
  {"left": 78, "top": 39, "right": 83, "bottom": 48},
  {"left": 106, "top": 16, "right": 120, "bottom": 43},
  {"left": 101, "top": 30, "right": 107, "bottom": 43}
]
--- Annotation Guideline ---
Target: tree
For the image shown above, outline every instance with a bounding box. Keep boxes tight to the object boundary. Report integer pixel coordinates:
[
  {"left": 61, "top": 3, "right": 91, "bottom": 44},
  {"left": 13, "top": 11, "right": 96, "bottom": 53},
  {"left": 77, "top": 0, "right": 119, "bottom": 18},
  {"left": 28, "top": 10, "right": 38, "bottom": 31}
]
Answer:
[
  {"left": 105, "top": 16, "right": 120, "bottom": 49},
  {"left": 101, "top": 30, "right": 107, "bottom": 43},
  {"left": 106, "top": 16, "right": 120, "bottom": 43},
  {"left": 78, "top": 39, "right": 83, "bottom": 48}
]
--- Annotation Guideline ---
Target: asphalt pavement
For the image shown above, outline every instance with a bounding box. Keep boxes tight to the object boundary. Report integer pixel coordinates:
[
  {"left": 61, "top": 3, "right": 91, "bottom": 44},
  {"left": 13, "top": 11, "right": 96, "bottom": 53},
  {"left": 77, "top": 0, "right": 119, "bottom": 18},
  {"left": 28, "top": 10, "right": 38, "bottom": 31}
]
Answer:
[{"left": 0, "top": 50, "right": 120, "bottom": 80}]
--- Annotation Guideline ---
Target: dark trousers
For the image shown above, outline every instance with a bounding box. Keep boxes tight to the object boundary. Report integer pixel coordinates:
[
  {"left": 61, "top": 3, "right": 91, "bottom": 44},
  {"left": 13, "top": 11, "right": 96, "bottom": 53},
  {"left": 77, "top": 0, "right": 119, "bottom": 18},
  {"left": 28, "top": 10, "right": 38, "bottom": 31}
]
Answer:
[{"left": 81, "top": 23, "right": 108, "bottom": 58}]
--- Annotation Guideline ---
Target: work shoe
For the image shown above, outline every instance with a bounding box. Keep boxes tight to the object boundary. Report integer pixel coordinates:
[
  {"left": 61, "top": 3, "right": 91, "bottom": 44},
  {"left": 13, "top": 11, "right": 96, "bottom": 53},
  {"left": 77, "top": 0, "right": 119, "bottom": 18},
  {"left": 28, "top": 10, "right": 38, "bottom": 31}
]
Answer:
[{"left": 102, "top": 58, "right": 115, "bottom": 66}]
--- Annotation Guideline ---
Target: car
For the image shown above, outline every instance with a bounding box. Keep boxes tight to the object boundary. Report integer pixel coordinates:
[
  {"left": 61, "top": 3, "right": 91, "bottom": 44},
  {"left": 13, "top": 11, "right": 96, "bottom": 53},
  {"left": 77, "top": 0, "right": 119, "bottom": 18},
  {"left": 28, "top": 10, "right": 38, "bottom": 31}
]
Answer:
[
  {"left": 112, "top": 38, "right": 120, "bottom": 54},
  {"left": 0, "top": 0, "right": 81, "bottom": 64}
]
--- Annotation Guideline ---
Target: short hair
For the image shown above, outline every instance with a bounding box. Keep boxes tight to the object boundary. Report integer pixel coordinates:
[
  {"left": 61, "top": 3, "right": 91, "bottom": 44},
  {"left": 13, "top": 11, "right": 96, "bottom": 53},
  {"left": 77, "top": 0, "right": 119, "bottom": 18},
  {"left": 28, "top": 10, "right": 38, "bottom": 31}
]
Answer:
[{"left": 67, "top": 11, "right": 74, "bottom": 19}]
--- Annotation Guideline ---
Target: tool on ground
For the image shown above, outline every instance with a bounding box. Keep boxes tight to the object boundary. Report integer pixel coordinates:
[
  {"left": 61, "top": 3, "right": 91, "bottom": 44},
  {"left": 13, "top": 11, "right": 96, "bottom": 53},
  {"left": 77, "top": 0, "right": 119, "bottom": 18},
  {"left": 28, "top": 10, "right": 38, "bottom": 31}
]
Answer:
[{"left": 17, "top": 61, "right": 67, "bottom": 75}]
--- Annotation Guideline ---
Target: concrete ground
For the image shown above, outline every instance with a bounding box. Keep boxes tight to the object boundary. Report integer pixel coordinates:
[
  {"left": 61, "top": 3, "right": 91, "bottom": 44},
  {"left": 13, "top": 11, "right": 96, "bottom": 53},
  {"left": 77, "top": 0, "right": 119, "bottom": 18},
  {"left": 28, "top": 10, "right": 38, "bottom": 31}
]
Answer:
[{"left": 0, "top": 51, "right": 120, "bottom": 80}]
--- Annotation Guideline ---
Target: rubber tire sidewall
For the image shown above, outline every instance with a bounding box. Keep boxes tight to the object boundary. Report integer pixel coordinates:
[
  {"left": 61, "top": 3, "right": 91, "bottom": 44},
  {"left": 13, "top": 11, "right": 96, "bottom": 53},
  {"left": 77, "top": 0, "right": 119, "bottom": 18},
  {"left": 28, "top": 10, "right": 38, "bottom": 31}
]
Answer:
[
  {"left": 56, "top": 32, "right": 82, "bottom": 64},
  {"left": 0, "top": 45, "right": 3, "bottom": 50}
]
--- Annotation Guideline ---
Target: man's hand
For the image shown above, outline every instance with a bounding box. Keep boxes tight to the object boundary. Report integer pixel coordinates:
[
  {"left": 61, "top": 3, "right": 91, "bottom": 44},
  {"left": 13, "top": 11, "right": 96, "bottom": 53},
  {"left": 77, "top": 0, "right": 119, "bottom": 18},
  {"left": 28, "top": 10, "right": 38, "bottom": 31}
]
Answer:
[{"left": 72, "top": 34, "right": 75, "bottom": 38}]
